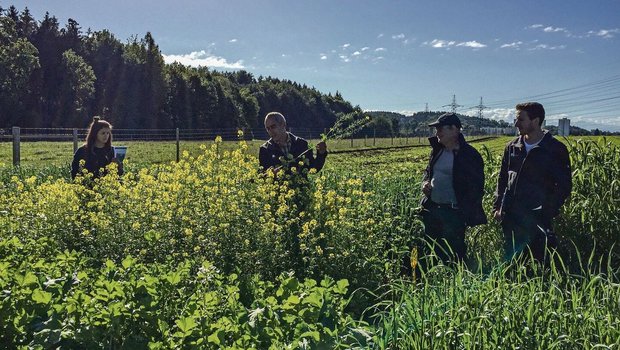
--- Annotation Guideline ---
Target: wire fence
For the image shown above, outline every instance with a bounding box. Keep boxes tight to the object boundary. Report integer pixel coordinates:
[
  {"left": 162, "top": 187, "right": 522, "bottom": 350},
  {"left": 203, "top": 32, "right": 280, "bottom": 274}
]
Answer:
[
  {"left": 1, "top": 126, "right": 506, "bottom": 166},
  {"left": 0, "top": 126, "right": 514, "bottom": 142}
]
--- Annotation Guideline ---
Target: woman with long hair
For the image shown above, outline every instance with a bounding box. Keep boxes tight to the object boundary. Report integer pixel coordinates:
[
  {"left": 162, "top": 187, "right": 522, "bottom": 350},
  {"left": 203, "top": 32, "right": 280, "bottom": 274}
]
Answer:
[{"left": 71, "top": 116, "right": 124, "bottom": 179}]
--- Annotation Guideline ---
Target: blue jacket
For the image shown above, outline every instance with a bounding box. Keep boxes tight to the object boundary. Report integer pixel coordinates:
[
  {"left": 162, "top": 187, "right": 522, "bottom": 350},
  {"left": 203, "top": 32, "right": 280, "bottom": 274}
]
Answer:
[{"left": 494, "top": 132, "right": 572, "bottom": 223}]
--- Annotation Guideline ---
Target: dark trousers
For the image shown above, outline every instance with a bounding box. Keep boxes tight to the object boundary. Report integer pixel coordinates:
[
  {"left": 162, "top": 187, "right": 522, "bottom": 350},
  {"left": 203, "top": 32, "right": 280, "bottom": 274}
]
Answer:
[
  {"left": 502, "top": 211, "right": 556, "bottom": 263},
  {"left": 421, "top": 204, "right": 467, "bottom": 263}
]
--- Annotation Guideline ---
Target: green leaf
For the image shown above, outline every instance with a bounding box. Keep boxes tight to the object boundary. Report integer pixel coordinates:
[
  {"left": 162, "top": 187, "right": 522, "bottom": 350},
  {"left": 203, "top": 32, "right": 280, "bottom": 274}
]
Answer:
[
  {"left": 286, "top": 295, "right": 301, "bottom": 305},
  {"left": 335, "top": 279, "right": 349, "bottom": 294},
  {"left": 283, "top": 314, "right": 297, "bottom": 323},
  {"left": 158, "top": 319, "right": 169, "bottom": 335},
  {"left": 166, "top": 271, "right": 182, "bottom": 285},
  {"left": 32, "top": 289, "right": 52, "bottom": 304},
  {"left": 175, "top": 316, "right": 197, "bottom": 335},
  {"left": 208, "top": 330, "right": 223, "bottom": 345},
  {"left": 16, "top": 272, "right": 38, "bottom": 287},
  {"left": 303, "top": 293, "right": 323, "bottom": 308},
  {"left": 301, "top": 330, "right": 321, "bottom": 342},
  {"left": 122, "top": 256, "right": 136, "bottom": 269}
]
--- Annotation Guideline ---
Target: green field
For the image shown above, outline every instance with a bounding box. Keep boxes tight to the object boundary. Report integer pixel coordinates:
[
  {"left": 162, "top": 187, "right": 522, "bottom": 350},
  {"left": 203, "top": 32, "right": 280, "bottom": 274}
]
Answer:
[
  {"left": 1, "top": 135, "right": 619, "bottom": 348},
  {"left": 0, "top": 136, "right": 436, "bottom": 167},
  {"left": 2, "top": 135, "right": 618, "bottom": 167}
]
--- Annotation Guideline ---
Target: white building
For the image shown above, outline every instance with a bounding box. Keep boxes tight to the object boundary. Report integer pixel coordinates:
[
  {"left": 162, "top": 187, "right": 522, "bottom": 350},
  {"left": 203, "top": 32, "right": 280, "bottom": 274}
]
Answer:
[
  {"left": 481, "top": 127, "right": 517, "bottom": 135},
  {"left": 558, "top": 118, "right": 570, "bottom": 136}
]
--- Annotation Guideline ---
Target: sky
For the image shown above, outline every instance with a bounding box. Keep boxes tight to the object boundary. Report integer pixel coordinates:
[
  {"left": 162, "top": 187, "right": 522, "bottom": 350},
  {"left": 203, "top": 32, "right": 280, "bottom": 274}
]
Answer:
[{"left": 5, "top": 0, "right": 620, "bottom": 131}]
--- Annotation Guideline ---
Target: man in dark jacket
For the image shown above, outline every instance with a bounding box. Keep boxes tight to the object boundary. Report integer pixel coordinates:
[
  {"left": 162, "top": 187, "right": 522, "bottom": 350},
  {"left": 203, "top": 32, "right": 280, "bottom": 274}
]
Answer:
[
  {"left": 494, "top": 102, "right": 572, "bottom": 263},
  {"left": 419, "top": 113, "right": 487, "bottom": 262},
  {"left": 259, "top": 112, "right": 327, "bottom": 175},
  {"left": 259, "top": 112, "right": 327, "bottom": 276}
]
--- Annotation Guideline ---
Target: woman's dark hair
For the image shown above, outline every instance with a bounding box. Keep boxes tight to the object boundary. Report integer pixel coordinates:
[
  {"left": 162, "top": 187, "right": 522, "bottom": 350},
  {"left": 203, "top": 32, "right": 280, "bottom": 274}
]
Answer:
[{"left": 85, "top": 116, "right": 113, "bottom": 154}]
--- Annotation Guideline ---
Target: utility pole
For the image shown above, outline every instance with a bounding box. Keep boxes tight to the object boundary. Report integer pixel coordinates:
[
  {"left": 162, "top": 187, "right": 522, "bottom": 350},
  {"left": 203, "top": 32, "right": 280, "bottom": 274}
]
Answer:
[
  {"left": 475, "top": 97, "right": 487, "bottom": 118},
  {"left": 442, "top": 95, "right": 462, "bottom": 113}
]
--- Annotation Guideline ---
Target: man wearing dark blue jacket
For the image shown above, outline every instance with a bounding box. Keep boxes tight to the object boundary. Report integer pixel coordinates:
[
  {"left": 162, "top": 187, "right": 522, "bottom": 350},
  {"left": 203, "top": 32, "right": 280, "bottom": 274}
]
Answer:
[
  {"left": 259, "top": 112, "right": 327, "bottom": 176},
  {"left": 494, "top": 102, "right": 572, "bottom": 263},
  {"left": 420, "top": 113, "right": 487, "bottom": 262}
]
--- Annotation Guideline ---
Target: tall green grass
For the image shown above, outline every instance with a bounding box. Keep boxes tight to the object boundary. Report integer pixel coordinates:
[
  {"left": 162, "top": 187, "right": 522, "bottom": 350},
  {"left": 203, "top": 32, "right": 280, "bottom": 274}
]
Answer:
[{"left": 364, "top": 249, "right": 620, "bottom": 349}]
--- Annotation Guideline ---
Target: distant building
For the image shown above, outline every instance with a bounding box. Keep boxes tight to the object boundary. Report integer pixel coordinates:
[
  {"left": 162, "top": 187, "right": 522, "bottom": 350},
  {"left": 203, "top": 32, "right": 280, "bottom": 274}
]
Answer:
[
  {"left": 481, "top": 127, "right": 517, "bottom": 135},
  {"left": 558, "top": 118, "right": 570, "bottom": 136}
]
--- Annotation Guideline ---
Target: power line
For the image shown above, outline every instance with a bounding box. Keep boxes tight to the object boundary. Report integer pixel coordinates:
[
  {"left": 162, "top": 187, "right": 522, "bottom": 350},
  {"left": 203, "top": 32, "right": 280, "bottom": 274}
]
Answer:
[{"left": 485, "top": 74, "right": 620, "bottom": 108}]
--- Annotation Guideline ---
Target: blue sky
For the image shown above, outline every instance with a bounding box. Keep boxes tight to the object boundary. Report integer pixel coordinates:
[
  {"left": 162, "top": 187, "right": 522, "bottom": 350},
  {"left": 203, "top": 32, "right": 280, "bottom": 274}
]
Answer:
[{"left": 6, "top": 0, "right": 620, "bottom": 131}]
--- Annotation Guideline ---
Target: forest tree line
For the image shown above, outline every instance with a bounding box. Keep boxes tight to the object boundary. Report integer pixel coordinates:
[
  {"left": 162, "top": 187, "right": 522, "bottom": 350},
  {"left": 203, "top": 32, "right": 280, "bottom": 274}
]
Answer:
[{"left": 0, "top": 5, "right": 358, "bottom": 131}]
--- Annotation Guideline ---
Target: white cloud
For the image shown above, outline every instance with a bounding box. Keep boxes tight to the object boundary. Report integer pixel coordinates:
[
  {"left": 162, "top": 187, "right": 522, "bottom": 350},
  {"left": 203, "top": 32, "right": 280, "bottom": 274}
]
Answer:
[
  {"left": 543, "top": 26, "right": 568, "bottom": 33},
  {"left": 463, "top": 108, "right": 515, "bottom": 123},
  {"left": 528, "top": 44, "right": 566, "bottom": 50},
  {"left": 423, "top": 39, "right": 486, "bottom": 49},
  {"left": 162, "top": 50, "right": 244, "bottom": 69},
  {"left": 500, "top": 41, "right": 523, "bottom": 49},
  {"left": 456, "top": 41, "right": 487, "bottom": 48},
  {"left": 425, "top": 39, "right": 456, "bottom": 48},
  {"left": 375, "top": 47, "right": 386, "bottom": 52},
  {"left": 339, "top": 55, "right": 350, "bottom": 62},
  {"left": 361, "top": 47, "right": 370, "bottom": 51},
  {"left": 528, "top": 24, "right": 573, "bottom": 37},
  {"left": 228, "top": 39, "right": 238, "bottom": 43},
  {"left": 341, "top": 43, "right": 351, "bottom": 49},
  {"left": 352, "top": 51, "right": 361, "bottom": 56},
  {"left": 529, "top": 24, "right": 620, "bottom": 39},
  {"left": 377, "top": 33, "right": 384, "bottom": 38},
  {"left": 588, "top": 28, "right": 620, "bottom": 39},
  {"left": 320, "top": 54, "right": 327, "bottom": 60},
  {"left": 392, "top": 33, "right": 405, "bottom": 40}
]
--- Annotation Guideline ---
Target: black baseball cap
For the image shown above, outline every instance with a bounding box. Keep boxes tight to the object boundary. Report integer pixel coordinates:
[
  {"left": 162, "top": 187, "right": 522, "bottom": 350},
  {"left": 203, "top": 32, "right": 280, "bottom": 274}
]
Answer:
[{"left": 428, "top": 113, "right": 462, "bottom": 128}]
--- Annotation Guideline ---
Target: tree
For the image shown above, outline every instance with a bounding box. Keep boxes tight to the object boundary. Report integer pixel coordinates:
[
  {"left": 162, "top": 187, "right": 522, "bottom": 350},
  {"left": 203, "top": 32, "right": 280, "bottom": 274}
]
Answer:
[
  {"left": 17, "top": 7, "right": 37, "bottom": 38},
  {"left": 57, "top": 49, "right": 96, "bottom": 126},
  {"left": 82, "top": 29, "right": 124, "bottom": 120},
  {"left": 143, "top": 32, "right": 167, "bottom": 128},
  {"left": 164, "top": 62, "right": 189, "bottom": 128},
  {"left": 239, "top": 87, "right": 260, "bottom": 129},
  {"left": 61, "top": 18, "right": 82, "bottom": 54},
  {"left": 29, "top": 12, "right": 63, "bottom": 126},
  {"left": 188, "top": 70, "right": 218, "bottom": 129},
  {"left": 0, "top": 17, "right": 40, "bottom": 126}
]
